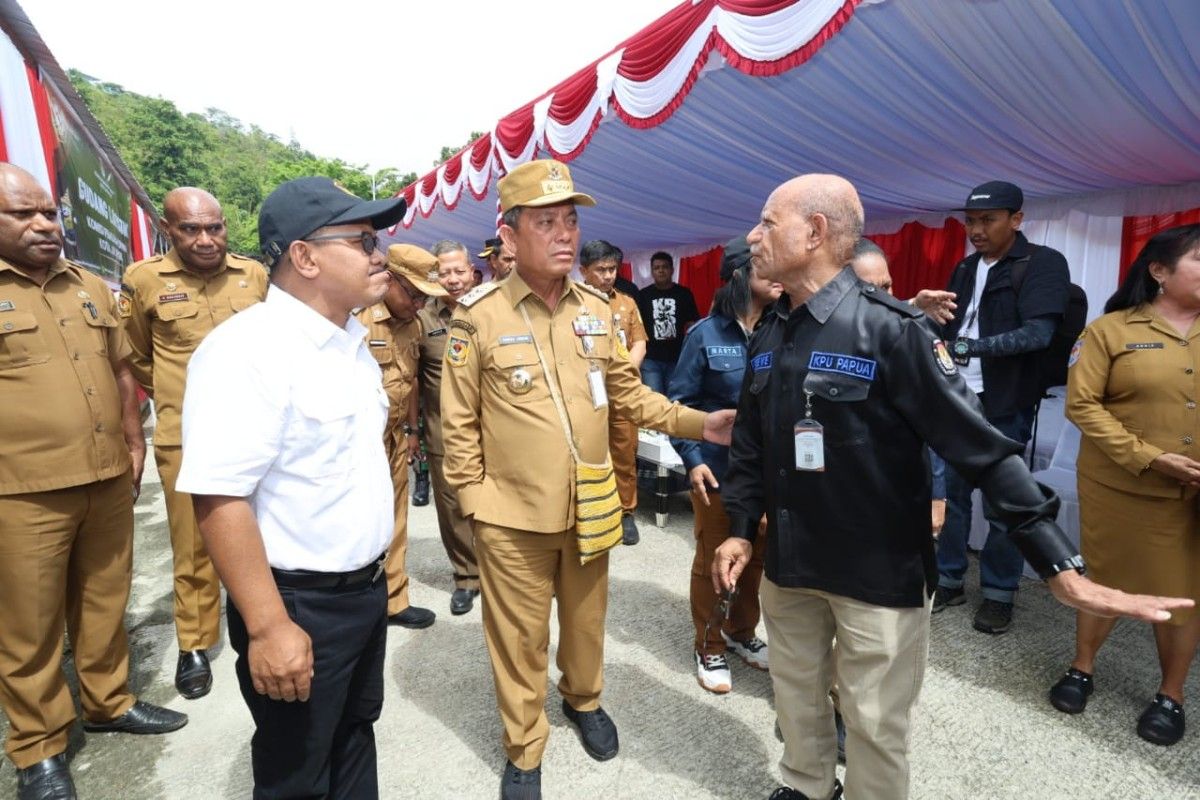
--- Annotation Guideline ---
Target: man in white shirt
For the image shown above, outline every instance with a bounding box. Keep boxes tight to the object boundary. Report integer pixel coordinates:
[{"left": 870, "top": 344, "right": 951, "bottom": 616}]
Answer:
[{"left": 176, "top": 177, "right": 406, "bottom": 798}]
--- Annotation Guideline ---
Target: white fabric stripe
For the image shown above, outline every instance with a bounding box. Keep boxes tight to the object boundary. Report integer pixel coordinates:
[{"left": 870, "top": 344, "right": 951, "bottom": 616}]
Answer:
[{"left": 0, "top": 33, "right": 52, "bottom": 192}]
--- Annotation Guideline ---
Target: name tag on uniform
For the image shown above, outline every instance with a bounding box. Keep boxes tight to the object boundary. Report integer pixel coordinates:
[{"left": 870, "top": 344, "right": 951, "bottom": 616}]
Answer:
[
  {"left": 158, "top": 292, "right": 189, "bottom": 304},
  {"left": 808, "top": 351, "right": 876, "bottom": 381},
  {"left": 499, "top": 334, "right": 533, "bottom": 346},
  {"left": 588, "top": 364, "right": 608, "bottom": 409},
  {"left": 1125, "top": 342, "right": 1164, "bottom": 350},
  {"left": 706, "top": 346, "right": 741, "bottom": 358},
  {"left": 794, "top": 419, "right": 825, "bottom": 471},
  {"left": 368, "top": 339, "right": 388, "bottom": 347},
  {"left": 426, "top": 327, "right": 447, "bottom": 337},
  {"left": 751, "top": 352, "right": 773, "bottom": 372}
]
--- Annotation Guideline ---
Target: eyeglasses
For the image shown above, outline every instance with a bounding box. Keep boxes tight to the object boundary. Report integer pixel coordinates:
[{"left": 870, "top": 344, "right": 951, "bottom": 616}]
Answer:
[
  {"left": 701, "top": 586, "right": 739, "bottom": 647},
  {"left": 302, "top": 231, "right": 380, "bottom": 256}
]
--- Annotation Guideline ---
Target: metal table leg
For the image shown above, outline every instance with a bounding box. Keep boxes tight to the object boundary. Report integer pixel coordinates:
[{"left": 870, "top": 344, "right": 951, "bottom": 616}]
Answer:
[{"left": 655, "top": 464, "right": 669, "bottom": 527}]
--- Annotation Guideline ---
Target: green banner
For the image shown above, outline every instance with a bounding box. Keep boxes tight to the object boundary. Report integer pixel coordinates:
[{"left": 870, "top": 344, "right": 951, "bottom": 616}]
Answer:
[{"left": 48, "top": 96, "right": 132, "bottom": 280}]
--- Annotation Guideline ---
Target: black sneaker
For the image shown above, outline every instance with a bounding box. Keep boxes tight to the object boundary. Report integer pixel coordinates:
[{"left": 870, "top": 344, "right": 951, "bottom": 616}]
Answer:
[
  {"left": 973, "top": 599, "right": 1014, "bottom": 634},
  {"left": 1137, "top": 693, "right": 1185, "bottom": 746},
  {"left": 931, "top": 585, "right": 965, "bottom": 613},
  {"left": 561, "top": 699, "right": 619, "bottom": 760},
  {"left": 621, "top": 514, "right": 640, "bottom": 546},
  {"left": 1048, "top": 667, "right": 1093, "bottom": 714},
  {"left": 500, "top": 760, "right": 541, "bottom": 800},
  {"left": 768, "top": 779, "right": 843, "bottom": 800}
]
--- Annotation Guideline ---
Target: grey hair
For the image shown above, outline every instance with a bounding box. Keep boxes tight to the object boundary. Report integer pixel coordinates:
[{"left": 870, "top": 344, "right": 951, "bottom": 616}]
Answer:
[
  {"left": 429, "top": 239, "right": 468, "bottom": 258},
  {"left": 500, "top": 207, "right": 523, "bottom": 230},
  {"left": 852, "top": 238, "right": 884, "bottom": 260}
]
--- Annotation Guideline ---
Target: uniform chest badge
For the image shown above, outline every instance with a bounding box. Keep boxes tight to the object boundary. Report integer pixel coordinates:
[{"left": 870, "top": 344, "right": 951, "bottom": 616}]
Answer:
[
  {"left": 165, "top": 282, "right": 177, "bottom": 291},
  {"left": 573, "top": 315, "right": 608, "bottom": 336},
  {"left": 77, "top": 290, "right": 90, "bottom": 299},
  {"left": 447, "top": 335, "right": 470, "bottom": 366},
  {"left": 0, "top": 300, "right": 14, "bottom": 312},
  {"left": 239, "top": 280, "right": 248, "bottom": 288},
  {"left": 932, "top": 340, "right": 957, "bottom": 376},
  {"left": 1068, "top": 333, "right": 1085, "bottom": 367},
  {"left": 509, "top": 369, "right": 533, "bottom": 394}
]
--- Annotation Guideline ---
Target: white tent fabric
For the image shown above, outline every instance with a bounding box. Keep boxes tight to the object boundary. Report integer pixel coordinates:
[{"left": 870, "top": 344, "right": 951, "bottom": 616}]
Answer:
[{"left": 0, "top": 31, "right": 51, "bottom": 193}]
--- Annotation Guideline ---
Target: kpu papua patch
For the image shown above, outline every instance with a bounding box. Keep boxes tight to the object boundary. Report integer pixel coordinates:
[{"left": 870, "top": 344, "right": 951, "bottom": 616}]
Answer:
[
  {"left": 808, "top": 351, "right": 876, "bottom": 381},
  {"left": 1068, "top": 332, "right": 1085, "bottom": 368},
  {"left": 447, "top": 335, "right": 470, "bottom": 366},
  {"left": 932, "top": 339, "right": 957, "bottom": 376}
]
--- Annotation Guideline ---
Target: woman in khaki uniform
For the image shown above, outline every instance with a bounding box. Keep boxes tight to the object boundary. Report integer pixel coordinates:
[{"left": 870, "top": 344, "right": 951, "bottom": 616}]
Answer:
[{"left": 1051, "top": 224, "right": 1200, "bottom": 746}]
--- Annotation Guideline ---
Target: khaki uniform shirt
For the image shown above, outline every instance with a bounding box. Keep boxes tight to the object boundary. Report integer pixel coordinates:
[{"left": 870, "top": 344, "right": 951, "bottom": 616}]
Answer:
[
  {"left": 417, "top": 298, "right": 455, "bottom": 456},
  {"left": 119, "top": 249, "right": 268, "bottom": 446},
  {"left": 441, "top": 270, "right": 706, "bottom": 533},
  {"left": 355, "top": 302, "right": 420, "bottom": 437},
  {"left": 0, "top": 257, "right": 131, "bottom": 494},
  {"left": 1067, "top": 304, "right": 1200, "bottom": 498},
  {"left": 608, "top": 289, "right": 647, "bottom": 352}
]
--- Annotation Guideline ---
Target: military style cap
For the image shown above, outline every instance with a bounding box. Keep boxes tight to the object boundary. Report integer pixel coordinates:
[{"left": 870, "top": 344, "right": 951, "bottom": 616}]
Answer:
[
  {"left": 719, "top": 235, "right": 752, "bottom": 282},
  {"left": 477, "top": 237, "right": 502, "bottom": 258},
  {"left": 497, "top": 159, "right": 596, "bottom": 212},
  {"left": 258, "top": 177, "right": 408, "bottom": 267},
  {"left": 958, "top": 181, "right": 1024, "bottom": 212},
  {"left": 387, "top": 244, "right": 446, "bottom": 297}
]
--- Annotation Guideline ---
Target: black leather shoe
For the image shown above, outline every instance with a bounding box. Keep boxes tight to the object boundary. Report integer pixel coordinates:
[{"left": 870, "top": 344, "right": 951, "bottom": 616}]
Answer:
[
  {"left": 973, "top": 599, "right": 1014, "bottom": 634},
  {"left": 82, "top": 700, "right": 188, "bottom": 735},
  {"left": 561, "top": 699, "right": 618, "bottom": 761},
  {"left": 931, "top": 585, "right": 965, "bottom": 613},
  {"left": 389, "top": 605, "right": 436, "bottom": 629},
  {"left": 768, "top": 780, "right": 843, "bottom": 800},
  {"left": 1049, "top": 667, "right": 1093, "bottom": 714},
  {"left": 500, "top": 760, "right": 541, "bottom": 800},
  {"left": 451, "top": 588, "right": 479, "bottom": 616},
  {"left": 1137, "top": 693, "right": 1185, "bottom": 746},
  {"left": 621, "top": 514, "right": 640, "bottom": 546},
  {"left": 174, "top": 650, "right": 212, "bottom": 699},
  {"left": 412, "top": 470, "right": 431, "bottom": 506},
  {"left": 17, "top": 755, "right": 76, "bottom": 800}
]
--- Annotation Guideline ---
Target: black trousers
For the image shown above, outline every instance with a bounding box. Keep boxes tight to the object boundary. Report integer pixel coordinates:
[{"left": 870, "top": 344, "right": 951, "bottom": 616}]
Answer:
[{"left": 227, "top": 576, "right": 387, "bottom": 800}]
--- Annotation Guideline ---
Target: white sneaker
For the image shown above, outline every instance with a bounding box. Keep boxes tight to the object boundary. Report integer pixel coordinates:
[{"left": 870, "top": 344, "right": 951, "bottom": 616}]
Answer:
[
  {"left": 695, "top": 651, "right": 732, "bottom": 694},
  {"left": 723, "top": 633, "right": 769, "bottom": 671}
]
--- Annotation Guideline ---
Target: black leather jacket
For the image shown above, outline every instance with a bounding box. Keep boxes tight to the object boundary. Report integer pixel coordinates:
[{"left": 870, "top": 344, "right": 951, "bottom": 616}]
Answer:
[{"left": 722, "top": 267, "right": 1079, "bottom": 608}]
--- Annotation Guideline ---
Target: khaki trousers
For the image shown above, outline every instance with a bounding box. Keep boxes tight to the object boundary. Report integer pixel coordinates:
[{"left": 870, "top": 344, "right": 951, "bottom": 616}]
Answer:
[
  {"left": 474, "top": 522, "right": 608, "bottom": 769},
  {"left": 427, "top": 453, "right": 480, "bottom": 591},
  {"left": 155, "top": 445, "right": 221, "bottom": 651},
  {"left": 0, "top": 474, "right": 136, "bottom": 768},
  {"left": 608, "top": 416, "right": 639, "bottom": 513},
  {"left": 384, "top": 430, "right": 412, "bottom": 615},
  {"left": 691, "top": 493, "right": 766, "bottom": 654},
  {"left": 761, "top": 580, "right": 931, "bottom": 800}
]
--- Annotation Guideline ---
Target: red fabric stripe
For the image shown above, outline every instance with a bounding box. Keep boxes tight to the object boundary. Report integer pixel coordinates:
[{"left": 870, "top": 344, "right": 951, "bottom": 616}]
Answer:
[
  {"left": 677, "top": 245, "right": 724, "bottom": 315},
  {"left": 716, "top": 0, "right": 859, "bottom": 77},
  {"left": 1118, "top": 208, "right": 1200, "bottom": 283},
  {"left": 548, "top": 68, "right": 599, "bottom": 124},
  {"left": 25, "top": 64, "right": 58, "bottom": 198},
  {"left": 495, "top": 103, "right": 536, "bottom": 156},
  {"left": 0, "top": 100, "right": 8, "bottom": 161},
  {"left": 617, "top": 1, "right": 712, "bottom": 82},
  {"left": 469, "top": 133, "right": 493, "bottom": 170},
  {"left": 868, "top": 218, "right": 966, "bottom": 301},
  {"left": 442, "top": 152, "right": 463, "bottom": 185},
  {"left": 129, "top": 200, "right": 143, "bottom": 261}
]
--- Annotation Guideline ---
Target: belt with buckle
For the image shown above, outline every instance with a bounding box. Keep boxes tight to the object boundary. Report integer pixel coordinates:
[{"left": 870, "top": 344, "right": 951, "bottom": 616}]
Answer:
[{"left": 271, "top": 553, "right": 386, "bottom": 591}]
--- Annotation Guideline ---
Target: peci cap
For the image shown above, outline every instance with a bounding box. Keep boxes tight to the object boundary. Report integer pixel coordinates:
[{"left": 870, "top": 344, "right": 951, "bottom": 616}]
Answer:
[
  {"left": 477, "top": 237, "right": 502, "bottom": 258},
  {"left": 386, "top": 244, "right": 446, "bottom": 297},
  {"left": 259, "top": 177, "right": 407, "bottom": 267},
  {"left": 959, "top": 181, "right": 1024, "bottom": 212},
  {"left": 497, "top": 159, "right": 596, "bottom": 212},
  {"left": 719, "top": 235, "right": 752, "bottom": 282}
]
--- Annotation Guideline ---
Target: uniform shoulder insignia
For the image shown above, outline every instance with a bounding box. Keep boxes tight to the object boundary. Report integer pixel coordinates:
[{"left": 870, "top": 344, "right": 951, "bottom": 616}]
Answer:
[
  {"left": 458, "top": 281, "right": 501, "bottom": 308},
  {"left": 576, "top": 281, "right": 610, "bottom": 303},
  {"left": 861, "top": 285, "right": 922, "bottom": 318},
  {"left": 122, "top": 257, "right": 159, "bottom": 282}
]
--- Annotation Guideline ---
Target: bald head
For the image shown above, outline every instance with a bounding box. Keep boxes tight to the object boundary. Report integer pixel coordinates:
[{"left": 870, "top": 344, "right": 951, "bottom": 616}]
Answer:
[
  {"left": 0, "top": 162, "right": 63, "bottom": 273},
  {"left": 776, "top": 174, "right": 863, "bottom": 262},
  {"left": 161, "top": 187, "right": 227, "bottom": 271}
]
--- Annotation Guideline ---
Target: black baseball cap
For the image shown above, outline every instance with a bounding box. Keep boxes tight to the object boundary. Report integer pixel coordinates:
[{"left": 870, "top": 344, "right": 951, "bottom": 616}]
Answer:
[
  {"left": 259, "top": 177, "right": 408, "bottom": 267},
  {"left": 719, "top": 235, "right": 751, "bottom": 282},
  {"left": 958, "top": 181, "right": 1024, "bottom": 212}
]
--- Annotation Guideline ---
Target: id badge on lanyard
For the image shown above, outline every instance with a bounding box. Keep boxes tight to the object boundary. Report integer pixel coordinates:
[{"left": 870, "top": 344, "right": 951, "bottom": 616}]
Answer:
[
  {"left": 588, "top": 364, "right": 608, "bottom": 409},
  {"left": 794, "top": 389, "right": 825, "bottom": 472}
]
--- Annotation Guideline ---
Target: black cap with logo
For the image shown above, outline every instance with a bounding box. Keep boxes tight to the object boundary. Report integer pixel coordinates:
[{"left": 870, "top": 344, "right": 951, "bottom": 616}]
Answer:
[
  {"left": 958, "top": 181, "right": 1024, "bottom": 212},
  {"left": 258, "top": 177, "right": 408, "bottom": 267}
]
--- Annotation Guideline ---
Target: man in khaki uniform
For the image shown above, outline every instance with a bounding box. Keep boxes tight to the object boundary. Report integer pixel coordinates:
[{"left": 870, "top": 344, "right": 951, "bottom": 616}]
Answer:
[
  {"left": 440, "top": 159, "right": 733, "bottom": 800},
  {"left": 0, "top": 163, "right": 187, "bottom": 800},
  {"left": 120, "top": 188, "right": 268, "bottom": 699},
  {"left": 355, "top": 244, "right": 446, "bottom": 629},
  {"left": 578, "top": 239, "right": 648, "bottom": 545},
  {"left": 418, "top": 239, "right": 481, "bottom": 615}
]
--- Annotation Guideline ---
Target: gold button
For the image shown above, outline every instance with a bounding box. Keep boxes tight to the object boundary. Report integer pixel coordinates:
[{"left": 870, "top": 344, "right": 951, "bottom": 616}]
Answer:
[
  {"left": 1188, "top": 401, "right": 1196, "bottom": 409},
  {"left": 1189, "top": 368, "right": 1196, "bottom": 375},
  {"left": 1181, "top": 340, "right": 1190, "bottom": 347},
  {"left": 2, "top": 322, "right": 11, "bottom": 331},
  {"left": 94, "top": 423, "right": 103, "bottom": 432},
  {"left": 1185, "top": 436, "right": 1194, "bottom": 445}
]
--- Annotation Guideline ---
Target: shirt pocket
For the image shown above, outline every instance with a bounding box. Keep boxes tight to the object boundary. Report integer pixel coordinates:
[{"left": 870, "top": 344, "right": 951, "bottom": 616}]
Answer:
[
  {"left": 703, "top": 351, "right": 746, "bottom": 402},
  {"left": 803, "top": 371, "right": 871, "bottom": 447},
  {"left": 0, "top": 311, "right": 48, "bottom": 370},
  {"left": 289, "top": 388, "right": 359, "bottom": 477},
  {"left": 79, "top": 306, "right": 119, "bottom": 359},
  {"left": 490, "top": 344, "right": 548, "bottom": 404},
  {"left": 156, "top": 300, "right": 202, "bottom": 345},
  {"left": 572, "top": 331, "right": 612, "bottom": 363}
]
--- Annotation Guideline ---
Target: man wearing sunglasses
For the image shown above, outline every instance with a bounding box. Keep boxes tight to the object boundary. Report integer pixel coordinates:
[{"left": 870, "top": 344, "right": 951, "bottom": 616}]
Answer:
[
  {"left": 176, "top": 177, "right": 407, "bottom": 799},
  {"left": 355, "top": 243, "right": 446, "bottom": 632},
  {"left": 119, "top": 187, "right": 268, "bottom": 701}
]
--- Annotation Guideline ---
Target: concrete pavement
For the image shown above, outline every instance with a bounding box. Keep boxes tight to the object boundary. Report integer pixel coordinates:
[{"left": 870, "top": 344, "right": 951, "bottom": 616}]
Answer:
[{"left": 1, "top": 445, "right": 1196, "bottom": 799}]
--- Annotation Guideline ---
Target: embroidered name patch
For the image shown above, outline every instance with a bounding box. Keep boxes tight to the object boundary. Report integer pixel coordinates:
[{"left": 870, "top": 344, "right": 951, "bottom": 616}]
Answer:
[
  {"left": 808, "top": 351, "right": 876, "bottom": 381},
  {"left": 426, "top": 327, "right": 447, "bottom": 338},
  {"left": 158, "top": 292, "right": 189, "bottom": 304},
  {"left": 368, "top": 339, "right": 388, "bottom": 347},
  {"left": 706, "top": 345, "right": 742, "bottom": 358},
  {"left": 499, "top": 334, "right": 533, "bottom": 346},
  {"left": 751, "top": 352, "right": 773, "bottom": 372},
  {"left": 1125, "top": 342, "right": 1164, "bottom": 350}
]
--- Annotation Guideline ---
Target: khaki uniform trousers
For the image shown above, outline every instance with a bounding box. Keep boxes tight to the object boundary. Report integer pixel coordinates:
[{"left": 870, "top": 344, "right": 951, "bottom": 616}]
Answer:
[
  {"left": 691, "top": 493, "right": 766, "bottom": 654},
  {"left": 474, "top": 522, "right": 607, "bottom": 769},
  {"left": 155, "top": 445, "right": 221, "bottom": 651},
  {"left": 761, "top": 579, "right": 931, "bottom": 800},
  {"left": 385, "top": 430, "right": 411, "bottom": 615},
  {"left": 609, "top": 416, "right": 639, "bottom": 514},
  {"left": 0, "top": 473, "right": 137, "bottom": 768},
  {"left": 427, "top": 453, "right": 480, "bottom": 591}
]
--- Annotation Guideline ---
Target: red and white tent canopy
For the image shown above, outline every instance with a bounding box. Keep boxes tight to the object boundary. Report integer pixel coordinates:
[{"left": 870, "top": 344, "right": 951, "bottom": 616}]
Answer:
[{"left": 385, "top": 0, "right": 1200, "bottom": 308}]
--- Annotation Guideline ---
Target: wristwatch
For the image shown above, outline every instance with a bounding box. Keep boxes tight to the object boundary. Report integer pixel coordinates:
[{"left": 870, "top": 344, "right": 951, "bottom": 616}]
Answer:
[
  {"left": 951, "top": 338, "right": 971, "bottom": 366},
  {"left": 1045, "top": 554, "right": 1086, "bottom": 576}
]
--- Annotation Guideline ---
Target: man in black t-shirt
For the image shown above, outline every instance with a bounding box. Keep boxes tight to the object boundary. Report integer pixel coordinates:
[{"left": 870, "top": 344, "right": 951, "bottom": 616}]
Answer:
[{"left": 636, "top": 251, "right": 700, "bottom": 393}]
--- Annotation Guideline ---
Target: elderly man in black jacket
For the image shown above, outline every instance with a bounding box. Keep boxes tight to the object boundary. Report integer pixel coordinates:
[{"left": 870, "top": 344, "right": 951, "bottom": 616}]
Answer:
[{"left": 713, "top": 173, "right": 1191, "bottom": 800}]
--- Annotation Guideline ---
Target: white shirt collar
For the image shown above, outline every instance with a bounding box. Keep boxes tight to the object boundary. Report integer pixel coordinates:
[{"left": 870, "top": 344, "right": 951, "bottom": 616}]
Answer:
[{"left": 266, "top": 286, "right": 368, "bottom": 355}]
